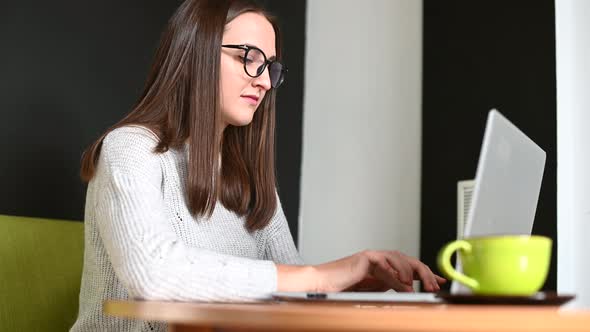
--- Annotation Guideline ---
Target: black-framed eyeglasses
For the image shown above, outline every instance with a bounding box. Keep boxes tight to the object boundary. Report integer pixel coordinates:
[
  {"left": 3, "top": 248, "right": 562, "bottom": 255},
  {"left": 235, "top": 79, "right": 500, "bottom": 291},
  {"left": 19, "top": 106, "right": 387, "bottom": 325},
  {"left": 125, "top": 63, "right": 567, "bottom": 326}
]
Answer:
[{"left": 221, "top": 44, "right": 287, "bottom": 88}]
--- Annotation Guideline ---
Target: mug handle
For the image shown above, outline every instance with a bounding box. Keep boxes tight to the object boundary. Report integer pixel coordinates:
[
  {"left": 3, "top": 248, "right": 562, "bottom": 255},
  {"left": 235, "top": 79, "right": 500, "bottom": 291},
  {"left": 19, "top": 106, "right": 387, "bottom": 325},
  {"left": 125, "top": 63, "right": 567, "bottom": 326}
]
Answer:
[{"left": 437, "top": 240, "right": 480, "bottom": 291}]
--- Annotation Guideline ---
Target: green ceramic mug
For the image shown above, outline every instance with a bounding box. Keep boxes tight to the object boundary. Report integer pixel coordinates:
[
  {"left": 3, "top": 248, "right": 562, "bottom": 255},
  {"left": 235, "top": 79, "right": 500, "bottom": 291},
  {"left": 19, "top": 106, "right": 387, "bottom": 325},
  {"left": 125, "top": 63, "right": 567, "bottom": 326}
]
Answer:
[{"left": 437, "top": 235, "right": 552, "bottom": 296}]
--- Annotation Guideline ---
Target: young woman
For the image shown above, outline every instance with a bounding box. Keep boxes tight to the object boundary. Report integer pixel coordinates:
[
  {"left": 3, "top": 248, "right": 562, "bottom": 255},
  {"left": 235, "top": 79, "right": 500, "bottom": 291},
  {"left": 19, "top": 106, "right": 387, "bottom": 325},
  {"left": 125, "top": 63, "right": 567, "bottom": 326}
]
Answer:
[{"left": 71, "top": 0, "right": 445, "bottom": 331}]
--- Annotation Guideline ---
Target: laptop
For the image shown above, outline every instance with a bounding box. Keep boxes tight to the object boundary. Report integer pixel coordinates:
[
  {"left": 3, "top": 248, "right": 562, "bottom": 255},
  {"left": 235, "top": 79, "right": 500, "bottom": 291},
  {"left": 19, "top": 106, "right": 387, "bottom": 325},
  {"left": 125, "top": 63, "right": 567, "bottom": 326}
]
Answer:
[
  {"left": 272, "top": 109, "right": 546, "bottom": 303},
  {"left": 463, "top": 109, "right": 546, "bottom": 237},
  {"left": 450, "top": 109, "right": 546, "bottom": 294}
]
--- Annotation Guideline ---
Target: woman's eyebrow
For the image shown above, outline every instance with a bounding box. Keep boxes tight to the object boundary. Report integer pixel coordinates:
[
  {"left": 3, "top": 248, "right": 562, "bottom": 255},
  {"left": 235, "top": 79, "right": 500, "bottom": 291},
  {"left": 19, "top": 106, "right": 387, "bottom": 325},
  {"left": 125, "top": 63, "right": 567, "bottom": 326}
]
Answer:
[{"left": 243, "top": 43, "right": 276, "bottom": 60}]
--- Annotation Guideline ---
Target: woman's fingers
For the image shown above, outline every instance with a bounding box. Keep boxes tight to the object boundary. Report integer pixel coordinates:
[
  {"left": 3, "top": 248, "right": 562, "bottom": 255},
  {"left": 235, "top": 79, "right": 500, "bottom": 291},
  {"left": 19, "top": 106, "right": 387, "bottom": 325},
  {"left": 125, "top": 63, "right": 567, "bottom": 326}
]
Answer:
[
  {"left": 371, "top": 262, "right": 414, "bottom": 292},
  {"left": 386, "top": 252, "right": 444, "bottom": 292},
  {"left": 350, "top": 276, "right": 390, "bottom": 292},
  {"left": 405, "top": 255, "right": 445, "bottom": 292},
  {"left": 435, "top": 274, "right": 447, "bottom": 284},
  {"left": 382, "top": 252, "right": 414, "bottom": 285},
  {"left": 414, "top": 270, "right": 446, "bottom": 282},
  {"left": 358, "top": 250, "right": 446, "bottom": 293}
]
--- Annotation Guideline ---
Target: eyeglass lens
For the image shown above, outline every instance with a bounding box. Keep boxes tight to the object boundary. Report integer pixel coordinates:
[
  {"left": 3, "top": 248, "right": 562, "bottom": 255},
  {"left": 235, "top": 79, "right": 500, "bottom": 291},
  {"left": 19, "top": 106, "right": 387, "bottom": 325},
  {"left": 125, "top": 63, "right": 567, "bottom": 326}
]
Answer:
[{"left": 244, "top": 48, "right": 284, "bottom": 88}]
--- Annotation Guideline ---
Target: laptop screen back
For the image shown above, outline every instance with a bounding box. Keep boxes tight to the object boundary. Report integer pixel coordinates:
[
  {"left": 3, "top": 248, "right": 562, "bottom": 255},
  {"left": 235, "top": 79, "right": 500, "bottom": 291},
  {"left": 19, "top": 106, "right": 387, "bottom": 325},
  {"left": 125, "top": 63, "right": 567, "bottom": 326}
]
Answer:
[{"left": 464, "top": 109, "right": 546, "bottom": 237}]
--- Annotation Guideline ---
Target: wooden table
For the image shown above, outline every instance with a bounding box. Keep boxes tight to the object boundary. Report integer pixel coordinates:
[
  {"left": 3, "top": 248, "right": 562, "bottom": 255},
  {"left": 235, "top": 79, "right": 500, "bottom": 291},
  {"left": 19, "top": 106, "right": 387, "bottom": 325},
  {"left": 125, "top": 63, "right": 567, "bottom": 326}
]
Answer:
[{"left": 104, "top": 300, "right": 590, "bottom": 332}]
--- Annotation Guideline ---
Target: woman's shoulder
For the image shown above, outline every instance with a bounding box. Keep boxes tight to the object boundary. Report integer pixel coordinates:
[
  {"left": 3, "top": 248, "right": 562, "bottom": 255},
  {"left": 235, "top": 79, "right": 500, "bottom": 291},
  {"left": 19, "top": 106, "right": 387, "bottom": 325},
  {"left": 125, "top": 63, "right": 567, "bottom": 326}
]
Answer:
[
  {"left": 100, "top": 125, "right": 163, "bottom": 173},
  {"left": 104, "top": 125, "right": 160, "bottom": 147}
]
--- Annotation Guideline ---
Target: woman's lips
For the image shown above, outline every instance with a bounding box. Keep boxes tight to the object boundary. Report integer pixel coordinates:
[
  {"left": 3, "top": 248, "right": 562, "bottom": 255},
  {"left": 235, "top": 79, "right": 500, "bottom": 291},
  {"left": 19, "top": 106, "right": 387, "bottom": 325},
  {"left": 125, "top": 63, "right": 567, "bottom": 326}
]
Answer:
[{"left": 241, "top": 95, "right": 259, "bottom": 105}]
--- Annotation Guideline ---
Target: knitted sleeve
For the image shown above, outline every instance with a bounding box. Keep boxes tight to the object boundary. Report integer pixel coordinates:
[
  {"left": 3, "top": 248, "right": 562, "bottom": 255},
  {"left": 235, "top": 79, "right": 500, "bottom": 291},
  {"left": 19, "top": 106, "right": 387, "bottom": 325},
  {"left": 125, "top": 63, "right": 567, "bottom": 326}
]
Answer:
[
  {"left": 93, "top": 126, "right": 277, "bottom": 302},
  {"left": 262, "top": 196, "right": 305, "bottom": 265}
]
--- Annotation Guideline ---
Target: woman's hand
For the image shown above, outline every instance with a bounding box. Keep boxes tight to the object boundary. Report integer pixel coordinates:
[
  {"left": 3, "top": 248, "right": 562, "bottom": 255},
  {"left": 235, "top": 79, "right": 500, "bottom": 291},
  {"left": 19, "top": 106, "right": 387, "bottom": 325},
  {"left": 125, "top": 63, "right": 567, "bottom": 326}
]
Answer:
[{"left": 277, "top": 250, "right": 446, "bottom": 293}]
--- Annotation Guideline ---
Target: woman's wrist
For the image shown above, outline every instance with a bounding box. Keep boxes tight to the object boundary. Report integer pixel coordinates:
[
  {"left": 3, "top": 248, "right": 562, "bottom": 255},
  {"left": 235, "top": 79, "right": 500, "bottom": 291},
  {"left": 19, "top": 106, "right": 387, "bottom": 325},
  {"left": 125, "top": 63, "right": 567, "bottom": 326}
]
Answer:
[
  {"left": 276, "top": 264, "right": 320, "bottom": 292},
  {"left": 276, "top": 253, "right": 368, "bottom": 293}
]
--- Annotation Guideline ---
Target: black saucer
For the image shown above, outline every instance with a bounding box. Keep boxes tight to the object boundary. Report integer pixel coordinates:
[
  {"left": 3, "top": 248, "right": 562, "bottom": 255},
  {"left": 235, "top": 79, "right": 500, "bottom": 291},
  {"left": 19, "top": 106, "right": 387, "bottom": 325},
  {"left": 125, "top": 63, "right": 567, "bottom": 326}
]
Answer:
[{"left": 437, "top": 291, "right": 575, "bottom": 306}]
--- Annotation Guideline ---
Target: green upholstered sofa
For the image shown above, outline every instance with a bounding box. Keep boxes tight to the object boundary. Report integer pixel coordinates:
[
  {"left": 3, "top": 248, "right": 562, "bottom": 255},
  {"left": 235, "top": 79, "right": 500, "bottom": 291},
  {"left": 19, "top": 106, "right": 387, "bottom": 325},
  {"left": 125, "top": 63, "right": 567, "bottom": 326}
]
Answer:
[{"left": 0, "top": 215, "right": 84, "bottom": 331}]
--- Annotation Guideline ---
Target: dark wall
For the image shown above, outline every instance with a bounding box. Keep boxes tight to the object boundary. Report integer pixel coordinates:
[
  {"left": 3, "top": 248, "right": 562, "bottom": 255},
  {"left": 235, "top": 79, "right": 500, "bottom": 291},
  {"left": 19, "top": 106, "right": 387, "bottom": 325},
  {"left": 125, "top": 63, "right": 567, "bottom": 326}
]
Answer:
[
  {"left": 260, "top": 0, "right": 306, "bottom": 243},
  {"left": 421, "top": 1, "right": 557, "bottom": 290},
  {"left": 0, "top": 0, "right": 306, "bottom": 243}
]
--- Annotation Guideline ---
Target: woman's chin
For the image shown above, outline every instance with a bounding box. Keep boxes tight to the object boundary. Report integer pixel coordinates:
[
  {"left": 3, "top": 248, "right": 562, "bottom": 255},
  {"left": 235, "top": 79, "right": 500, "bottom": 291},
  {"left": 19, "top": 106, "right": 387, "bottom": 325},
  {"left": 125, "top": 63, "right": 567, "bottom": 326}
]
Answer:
[{"left": 227, "top": 116, "right": 254, "bottom": 127}]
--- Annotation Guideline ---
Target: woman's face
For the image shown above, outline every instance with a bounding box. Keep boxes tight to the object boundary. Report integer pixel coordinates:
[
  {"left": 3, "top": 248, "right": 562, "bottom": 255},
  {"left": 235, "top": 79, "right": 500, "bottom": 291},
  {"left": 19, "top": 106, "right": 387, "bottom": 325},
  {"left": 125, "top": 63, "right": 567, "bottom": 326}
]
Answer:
[{"left": 220, "top": 12, "right": 276, "bottom": 128}]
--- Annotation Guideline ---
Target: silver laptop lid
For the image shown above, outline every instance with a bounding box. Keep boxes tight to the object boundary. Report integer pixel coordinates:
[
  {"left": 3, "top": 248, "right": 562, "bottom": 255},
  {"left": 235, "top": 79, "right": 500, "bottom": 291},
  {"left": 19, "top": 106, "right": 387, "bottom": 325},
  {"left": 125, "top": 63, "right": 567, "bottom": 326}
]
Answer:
[{"left": 463, "top": 110, "right": 546, "bottom": 237}]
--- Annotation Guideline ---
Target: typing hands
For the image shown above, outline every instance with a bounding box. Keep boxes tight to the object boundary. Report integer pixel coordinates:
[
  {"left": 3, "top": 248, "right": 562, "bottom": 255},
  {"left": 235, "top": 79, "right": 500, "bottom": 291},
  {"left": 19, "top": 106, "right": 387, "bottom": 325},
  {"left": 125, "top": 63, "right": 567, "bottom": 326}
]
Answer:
[{"left": 313, "top": 250, "right": 446, "bottom": 293}]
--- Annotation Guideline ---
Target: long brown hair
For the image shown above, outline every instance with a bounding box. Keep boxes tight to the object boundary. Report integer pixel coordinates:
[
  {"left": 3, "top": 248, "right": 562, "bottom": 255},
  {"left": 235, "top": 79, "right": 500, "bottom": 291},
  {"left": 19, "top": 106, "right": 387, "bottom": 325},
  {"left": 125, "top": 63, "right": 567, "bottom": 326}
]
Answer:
[{"left": 80, "top": 0, "right": 282, "bottom": 232}]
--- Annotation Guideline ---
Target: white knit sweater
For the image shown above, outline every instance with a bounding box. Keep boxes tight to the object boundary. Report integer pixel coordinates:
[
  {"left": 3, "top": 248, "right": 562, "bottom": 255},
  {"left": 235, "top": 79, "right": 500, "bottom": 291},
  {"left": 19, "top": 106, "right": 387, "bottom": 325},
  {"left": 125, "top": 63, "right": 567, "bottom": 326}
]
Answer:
[{"left": 70, "top": 126, "right": 303, "bottom": 332}]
